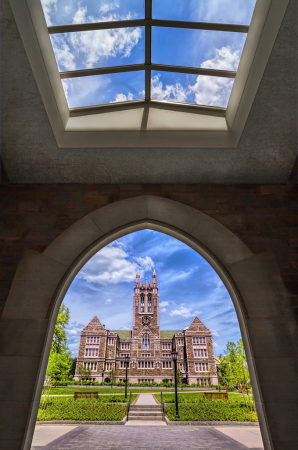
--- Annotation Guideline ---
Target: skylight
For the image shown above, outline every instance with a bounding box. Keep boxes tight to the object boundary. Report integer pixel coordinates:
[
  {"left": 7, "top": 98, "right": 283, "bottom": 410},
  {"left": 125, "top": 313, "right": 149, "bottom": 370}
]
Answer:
[{"left": 40, "top": 0, "right": 257, "bottom": 113}]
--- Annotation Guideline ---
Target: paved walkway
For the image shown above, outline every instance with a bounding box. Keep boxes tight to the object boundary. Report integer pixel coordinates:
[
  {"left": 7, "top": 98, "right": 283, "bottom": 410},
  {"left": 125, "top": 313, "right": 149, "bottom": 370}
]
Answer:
[
  {"left": 31, "top": 425, "right": 264, "bottom": 449},
  {"left": 134, "top": 393, "right": 157, "bottom": 405}
]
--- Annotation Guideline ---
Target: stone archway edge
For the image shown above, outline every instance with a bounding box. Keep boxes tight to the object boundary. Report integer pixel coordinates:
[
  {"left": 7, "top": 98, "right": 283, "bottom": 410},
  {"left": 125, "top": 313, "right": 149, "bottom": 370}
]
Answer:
[{"left": 0, "top": 196, "right": 297, "bottom": 450}]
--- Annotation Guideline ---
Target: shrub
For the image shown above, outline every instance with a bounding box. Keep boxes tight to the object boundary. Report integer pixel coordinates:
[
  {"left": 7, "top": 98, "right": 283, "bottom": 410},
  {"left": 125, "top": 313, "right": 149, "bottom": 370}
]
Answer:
[
  {"left": 165, "top": 399, "right": 258, "bottom": 422},
  {"left": 37, "top": 397, "right": 127, "bottom": 421}
]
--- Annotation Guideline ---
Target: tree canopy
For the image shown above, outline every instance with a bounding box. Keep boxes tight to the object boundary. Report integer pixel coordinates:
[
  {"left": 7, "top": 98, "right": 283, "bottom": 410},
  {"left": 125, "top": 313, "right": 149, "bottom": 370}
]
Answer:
[
  {"left": 47, "top": 303, "right": 72, "bottom": 384},
  {"left": 218, "top": 339, "right": 249, "bottom": 387}
]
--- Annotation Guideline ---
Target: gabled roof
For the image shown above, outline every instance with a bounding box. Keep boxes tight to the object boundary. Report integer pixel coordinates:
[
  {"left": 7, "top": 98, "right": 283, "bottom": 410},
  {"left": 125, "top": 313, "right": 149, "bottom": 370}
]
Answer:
[
  {"left": 83, "top": 316, "right": 105, "bottom": 332},
  {"left": 187, "top": 316, "right": 209, "bottom": 332}
]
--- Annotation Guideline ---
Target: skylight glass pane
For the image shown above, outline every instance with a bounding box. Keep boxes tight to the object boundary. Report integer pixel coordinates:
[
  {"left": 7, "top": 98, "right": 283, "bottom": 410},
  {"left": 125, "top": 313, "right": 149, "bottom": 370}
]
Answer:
[
  {"left": 152, "top": 28, "right": 246, "bottom": 71},
  {"left": 151, "top": 71, "right": 234, "bottom": 108},
  {"left": 152, "top": 0, "right": 256, "bottom": 25},
  {"left": 41, "top": 0, "right": 145, "bottom": 27},
  {"left": 62, "top": 71, "right": 145, "bottom": 108},
  {"left": 51, "top": 27, "right": 145, "bottom": 72}
]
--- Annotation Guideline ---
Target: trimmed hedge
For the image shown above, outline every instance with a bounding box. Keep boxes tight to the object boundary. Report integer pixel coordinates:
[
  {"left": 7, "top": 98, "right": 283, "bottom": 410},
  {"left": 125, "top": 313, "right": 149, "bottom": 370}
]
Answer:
[
  {"left": 165, "top": 399, "right": 258, "bottom": 422},
  {"left": 37, "top": 397, "right": 128, "bottom": 421}
]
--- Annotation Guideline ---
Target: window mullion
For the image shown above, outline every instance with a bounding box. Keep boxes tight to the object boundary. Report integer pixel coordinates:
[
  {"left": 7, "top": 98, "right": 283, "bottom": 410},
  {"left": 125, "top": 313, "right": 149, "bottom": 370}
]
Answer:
[{"left": 145, "top": 0, "right": 152, "bottom": 102}]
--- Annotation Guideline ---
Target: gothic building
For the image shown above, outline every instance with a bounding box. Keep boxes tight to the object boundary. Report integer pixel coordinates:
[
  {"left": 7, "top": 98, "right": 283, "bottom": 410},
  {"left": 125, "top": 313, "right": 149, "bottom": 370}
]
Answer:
[{"left": 75, "top": 271, "right": 218, "bottom": 385}]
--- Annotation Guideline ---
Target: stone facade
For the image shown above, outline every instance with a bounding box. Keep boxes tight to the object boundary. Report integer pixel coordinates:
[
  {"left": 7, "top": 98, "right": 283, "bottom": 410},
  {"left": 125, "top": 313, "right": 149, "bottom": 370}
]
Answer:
[{"left": 75, "top": 271, "right": 218, "bottom": 385}]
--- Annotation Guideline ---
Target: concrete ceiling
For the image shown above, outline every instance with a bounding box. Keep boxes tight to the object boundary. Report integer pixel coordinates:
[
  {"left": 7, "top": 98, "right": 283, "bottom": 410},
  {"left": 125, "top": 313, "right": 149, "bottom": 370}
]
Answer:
[{"left": 1, "top": 0, "right": 296, "bottom": 184}]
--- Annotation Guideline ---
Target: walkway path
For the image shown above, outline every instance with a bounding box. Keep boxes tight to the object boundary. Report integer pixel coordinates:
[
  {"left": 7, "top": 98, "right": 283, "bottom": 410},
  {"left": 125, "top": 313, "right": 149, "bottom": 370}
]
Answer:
[
  {"left": 134, "top": 393, "right": 158, "bottom": 405},
  {"left": 31, "top": 425, "right": 264, "bottom": 449}
]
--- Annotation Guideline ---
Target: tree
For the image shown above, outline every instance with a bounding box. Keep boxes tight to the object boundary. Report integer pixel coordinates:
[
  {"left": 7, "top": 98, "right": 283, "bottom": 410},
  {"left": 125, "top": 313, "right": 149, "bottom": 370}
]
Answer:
[
  {"left": 221, "top": 339, "right": 249, "bottom": 387},
  {"left": 77, "top": 364, "right": 92, "bottom": 381},
  {"left": 46, "top": 303, "right": 72, "bottom": 384},
  {"left": 47, "top": 352, "right": 73, "bottom": 386},
  {"left": 52, "top": 303, "right": 70, "bottom": 354}
]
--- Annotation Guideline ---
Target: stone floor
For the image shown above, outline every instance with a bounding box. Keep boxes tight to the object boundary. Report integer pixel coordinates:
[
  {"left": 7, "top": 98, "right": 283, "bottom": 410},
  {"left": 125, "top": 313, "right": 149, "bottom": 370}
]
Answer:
[{"left": 31, "top": 425, "right": 264, "bottom": 449}]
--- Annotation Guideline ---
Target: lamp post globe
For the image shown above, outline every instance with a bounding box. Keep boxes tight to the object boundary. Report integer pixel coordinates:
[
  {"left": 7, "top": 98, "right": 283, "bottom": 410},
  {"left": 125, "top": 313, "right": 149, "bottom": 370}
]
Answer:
[
  {"left": 124, "top": 356, "right": 130, "bottom": 399},
  {"left": 172, "top": 351, "right": 179, "bottom": 419}
]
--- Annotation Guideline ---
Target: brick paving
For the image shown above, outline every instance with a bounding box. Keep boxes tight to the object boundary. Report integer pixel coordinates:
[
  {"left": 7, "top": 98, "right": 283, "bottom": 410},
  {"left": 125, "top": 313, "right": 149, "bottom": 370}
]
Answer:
[{"left": 31, "top": 425, "right": 263, "bottom": 450}]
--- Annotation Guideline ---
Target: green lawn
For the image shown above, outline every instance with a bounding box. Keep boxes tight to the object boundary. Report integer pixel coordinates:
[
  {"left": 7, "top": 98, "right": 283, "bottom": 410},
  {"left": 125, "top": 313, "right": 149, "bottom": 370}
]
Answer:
[
  {"left": 37, "top": 397, "right": 129, "bottom": 421},
  {"left": 47, "top": 387, "right": 177, "bottom": 395}
]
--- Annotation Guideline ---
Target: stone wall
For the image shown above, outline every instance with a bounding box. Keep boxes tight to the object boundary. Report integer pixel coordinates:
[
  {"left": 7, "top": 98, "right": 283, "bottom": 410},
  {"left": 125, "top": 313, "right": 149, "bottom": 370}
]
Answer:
[{"left": 0, "top": 177, "right": 297, "bottom": 324}]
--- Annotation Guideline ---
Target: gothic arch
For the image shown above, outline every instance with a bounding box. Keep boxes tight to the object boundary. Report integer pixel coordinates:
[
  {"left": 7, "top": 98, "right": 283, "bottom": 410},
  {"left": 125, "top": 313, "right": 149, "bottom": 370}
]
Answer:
[{"left": 1, "top": 196, "right": 297, "bottom": 450}]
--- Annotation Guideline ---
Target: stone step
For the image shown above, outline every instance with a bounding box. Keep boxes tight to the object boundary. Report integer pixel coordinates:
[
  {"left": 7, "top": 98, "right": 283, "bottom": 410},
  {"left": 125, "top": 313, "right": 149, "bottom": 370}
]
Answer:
[
  {"left": 128, "top": 416, "right": 163, "bottom": 421},
  {"left": 129, "top": 411, "right": 163, "bottom": 417},
  {"left": 130, "top": 405, "right": 161, "bottom": 411}
]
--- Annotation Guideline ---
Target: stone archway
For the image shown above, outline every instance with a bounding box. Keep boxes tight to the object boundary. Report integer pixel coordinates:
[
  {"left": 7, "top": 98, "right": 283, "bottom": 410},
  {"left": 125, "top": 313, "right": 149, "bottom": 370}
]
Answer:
[{"left": 1, "top": 196, "right": 297, "bottom": 450}]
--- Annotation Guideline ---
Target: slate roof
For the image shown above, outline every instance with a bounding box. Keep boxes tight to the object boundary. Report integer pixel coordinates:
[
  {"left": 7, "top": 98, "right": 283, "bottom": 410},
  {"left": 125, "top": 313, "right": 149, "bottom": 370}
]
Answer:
[
  {"left": 160, "top": 331, "right": 181, "bottom": 339},
  {"left": 112, "top": 330, "right": 132, "bottom": 338},
  {"left": 111, "top": 330, "right": 181, "bottom": 339}
]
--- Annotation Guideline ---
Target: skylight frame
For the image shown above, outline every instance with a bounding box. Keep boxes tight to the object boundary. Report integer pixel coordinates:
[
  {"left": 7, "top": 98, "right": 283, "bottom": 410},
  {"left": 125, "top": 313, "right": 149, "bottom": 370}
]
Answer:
[
  {"left": 47, "top": 0, "right": 248, "bottom": 115},
  {"left": 10, "top": 0, "right": 290, "bottom": 147}
]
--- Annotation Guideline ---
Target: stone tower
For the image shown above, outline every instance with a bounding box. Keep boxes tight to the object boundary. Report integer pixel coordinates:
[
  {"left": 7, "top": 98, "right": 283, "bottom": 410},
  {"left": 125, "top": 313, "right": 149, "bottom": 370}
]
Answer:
[{"left": 132, "top": 269, "right": 160, "bottom": 338}]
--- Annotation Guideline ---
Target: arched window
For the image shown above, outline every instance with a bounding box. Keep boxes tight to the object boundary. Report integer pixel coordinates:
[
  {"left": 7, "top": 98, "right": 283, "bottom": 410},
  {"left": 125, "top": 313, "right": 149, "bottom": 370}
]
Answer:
[
  {"left": 140, "top": 294, "right": 145, "bottom": 312},
  {"left": 142, "top": 333, "right": 150, "bottom": 350},
  {"left": 148, "top": 294, "right": 152, "bottom": 312}
]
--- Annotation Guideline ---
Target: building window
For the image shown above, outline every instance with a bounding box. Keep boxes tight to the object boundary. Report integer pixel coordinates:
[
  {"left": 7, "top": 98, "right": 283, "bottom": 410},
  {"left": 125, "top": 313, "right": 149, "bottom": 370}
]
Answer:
[
  {"left": 141, "top": 354, "right": 150, "bottom": 357},
  {"left": 162, "top": 354, "right": 171, "bottom": 358},
  {"left": 121, "top": 343, "right": 130, "bottom": 349},
  {"left": 178, "top": 338, "right": 184, "bottom": 345},
  {"left": 120, "top": 361, "right": 129, "bottom": 369},
  {"left": 108, "top": 338, "right": 114, "bottom": 345},
  {"left": 162, "top": 343, "right": 171, "bottom": 350},
  {"left": 148, "top": 294, "right": 152, "bottom": 312},
  {"left": 162, "top": 361, "right": 172, "bottom": 369},
  {"left": 142, "top": 333, "right": 150, "bottom": 349},
  {"left": 140, "top": 294, "right": 145, "bottom": 312},
  {"left": 85, "top": 349, "right": 88, "bottom": 356},
  {"left": 121, "top": 353, "right": 130, "bottom": 357},
  {"left": 195, "top": 363, "right": 198, "bottom": 372}
]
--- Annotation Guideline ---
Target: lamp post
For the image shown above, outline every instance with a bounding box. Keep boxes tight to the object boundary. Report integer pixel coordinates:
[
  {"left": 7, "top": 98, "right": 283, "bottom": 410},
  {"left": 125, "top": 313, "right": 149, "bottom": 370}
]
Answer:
[
  {"left": 172, "top": 351, "right": 179, "bottom": 420},
  {"left": 125, "top": 356, "right": 130, "bottom": 399},
  {"left": 102, "top": 371, "right": 104, "bottom": 384}
]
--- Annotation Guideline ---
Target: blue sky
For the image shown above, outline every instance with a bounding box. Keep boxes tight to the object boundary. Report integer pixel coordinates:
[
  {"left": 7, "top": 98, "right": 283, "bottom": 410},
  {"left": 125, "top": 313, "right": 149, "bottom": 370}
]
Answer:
[
  {"left": 63, "top": 230, "right": 242, "bottom": 358},
  {"left": 41, "top": 0, "right": 256, "bottom": 108}
]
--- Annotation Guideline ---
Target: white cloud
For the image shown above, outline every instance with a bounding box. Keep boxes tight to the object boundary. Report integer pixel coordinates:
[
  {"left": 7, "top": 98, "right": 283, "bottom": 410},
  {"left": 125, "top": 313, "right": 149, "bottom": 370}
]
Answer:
[
  {"left": 105, "top": 299, "right": 112, "bottom": 304},
  {"left": 188, "top": 47, "right": 239, "bottom": 107},
  {"left": 213, "top": 342, "right": 219, "bottom": 347},
  {"left": 210, "top": 329, "right": 220, "bottom": 337},
  {"left": 72, "top": 7, "right": 88, "bottom": 24},
  {"left": 151, "top": 74, "right": 188, "bottom": 103},
  {"left": 161, "top": 308, "right": 167, "bottom": 312},
  {"left": 78, "top": 244, "right": 155, "bottom": 285},
  {"left": 135, "top": 256, "right": 154, "bottom": 272},
  {"left": 170, "top": 306, "right": 202, "bottom": 318},
  {"left": 40, "top": 0, "right": 57, "bottom": 26},
  {"left": 201, "top": 46, "right": 240, "bottom": 72},
  {"left": 51, "top": 35, "right": 76, "bottom": 71},
  {"left": 160, "top": 301, "right": 169, "bottom": 307},
  {"left": 112, "top": 92, "right": 134, "bottom": 103}
]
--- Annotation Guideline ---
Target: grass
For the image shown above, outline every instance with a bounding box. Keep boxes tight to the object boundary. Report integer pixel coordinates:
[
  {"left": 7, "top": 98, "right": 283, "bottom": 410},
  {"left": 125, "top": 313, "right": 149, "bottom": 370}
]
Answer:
[
  {"left": 47, "top": 387, "right": 178, "bottom": 395},
  {"left": 37, "top": 397, "right": 129, "bottom": 421}
]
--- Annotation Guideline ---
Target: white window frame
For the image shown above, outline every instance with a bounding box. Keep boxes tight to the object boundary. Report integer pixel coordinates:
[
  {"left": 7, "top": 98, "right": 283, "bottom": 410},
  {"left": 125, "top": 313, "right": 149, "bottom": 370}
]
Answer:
[{"left": 10, "top": 0, "right": 289, "bottom": 147}]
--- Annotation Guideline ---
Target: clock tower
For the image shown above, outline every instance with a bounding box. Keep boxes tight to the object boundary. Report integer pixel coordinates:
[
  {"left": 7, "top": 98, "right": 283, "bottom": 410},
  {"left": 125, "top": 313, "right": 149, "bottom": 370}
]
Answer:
[{"left": 132, "top": 269, "right": 160, "bottom": 338}]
